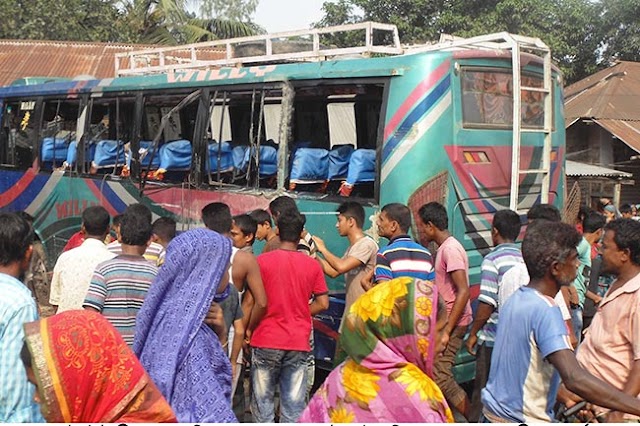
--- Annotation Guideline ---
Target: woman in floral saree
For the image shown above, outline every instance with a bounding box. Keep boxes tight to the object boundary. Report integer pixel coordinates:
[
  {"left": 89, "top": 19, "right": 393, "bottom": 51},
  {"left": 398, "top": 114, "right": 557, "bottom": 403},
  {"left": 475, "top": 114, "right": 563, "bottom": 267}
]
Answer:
[
  {"left": 299, "top": 277, "right": 453, "bottom": 423},
  {"left": 22, "top": 310, "right": 176, "bottom": 423}
]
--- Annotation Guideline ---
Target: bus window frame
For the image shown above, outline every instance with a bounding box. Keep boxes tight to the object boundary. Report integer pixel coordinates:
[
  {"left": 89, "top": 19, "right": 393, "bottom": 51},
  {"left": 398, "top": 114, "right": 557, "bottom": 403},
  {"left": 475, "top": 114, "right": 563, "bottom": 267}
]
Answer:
[
  {"left": 76, "top": 95, "right": 91, "bottom": 174},
  {"left": 202, "top": 82, "right": 290, "bottom": 190},
  {"left": 288, "top": 76, "right": 390, "bottom": 203},
  {"left": 2, "top": 96, "right": 43, "bottom": 170},
  {"left": 459, "top": 66, "right": 554, "bottom": 131},
  {"left": 33, "top": 96, "right": 87, "bottom": 171}
]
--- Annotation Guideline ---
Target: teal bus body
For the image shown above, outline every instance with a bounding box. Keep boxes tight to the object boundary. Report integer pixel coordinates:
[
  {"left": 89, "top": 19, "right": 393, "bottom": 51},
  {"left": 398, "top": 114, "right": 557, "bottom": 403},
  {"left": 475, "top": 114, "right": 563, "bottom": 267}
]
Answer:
[{"left": 0, "top": 48, "right": 565, "bottom": 382}]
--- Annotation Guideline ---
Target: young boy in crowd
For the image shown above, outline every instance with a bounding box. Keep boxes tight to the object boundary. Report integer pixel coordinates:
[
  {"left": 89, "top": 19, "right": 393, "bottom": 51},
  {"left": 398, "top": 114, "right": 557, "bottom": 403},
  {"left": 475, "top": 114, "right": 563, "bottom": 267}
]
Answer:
[
  {"left": 152, "top": 216, "right": 176, "bottom": 266},
  {"left": 231, "top": 214, "right": 257, "bottom": 253},
  {"left": 249, "top": 209, "right": 278, "bottom": 248}
]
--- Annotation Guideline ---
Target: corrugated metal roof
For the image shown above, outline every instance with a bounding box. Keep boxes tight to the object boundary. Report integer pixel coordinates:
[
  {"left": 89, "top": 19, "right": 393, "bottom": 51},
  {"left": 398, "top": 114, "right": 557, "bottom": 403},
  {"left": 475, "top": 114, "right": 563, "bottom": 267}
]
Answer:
[
  {"left": 594, "top": 119, "right": 640, "bottom": 153},
  {"left": 564, "top": 61, "right": 640, "bottom": 121},
  {"left": 566, "top": 160, "right": 632, "bottom": 178},
  {"left": 0, "top": 39, "right": 224, "bottom": 86}
]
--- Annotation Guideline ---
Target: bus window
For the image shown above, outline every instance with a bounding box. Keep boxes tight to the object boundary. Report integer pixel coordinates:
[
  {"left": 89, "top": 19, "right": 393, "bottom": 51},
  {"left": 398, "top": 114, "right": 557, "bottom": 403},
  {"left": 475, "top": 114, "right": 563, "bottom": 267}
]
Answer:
[
  {"left": 38, "top": 99, "right": 82, "bottom": 170},
  {"left": 88, "top": 97, "right": 136, "bottom": 175},
  {"left": 208, "top": 87, "right": 283, "bottom": 189},
  {"left": 461, "top": 69, "right": 546, "bottom": 129},
  {"left": 1, "top": 100, "right": 38, "bottom": 169},
  {"left": 141, "top": 91, "right": 200, "bottom": 182},
  {"left": 288, "top": 83, "right": 383, "bottom": 199}
]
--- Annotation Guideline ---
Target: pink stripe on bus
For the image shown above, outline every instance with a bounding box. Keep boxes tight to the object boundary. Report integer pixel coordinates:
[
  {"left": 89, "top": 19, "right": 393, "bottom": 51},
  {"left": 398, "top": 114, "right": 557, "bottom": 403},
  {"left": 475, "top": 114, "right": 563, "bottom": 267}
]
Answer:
[{"left": 383, "top": 59, "right": 450, "bottom": 141}]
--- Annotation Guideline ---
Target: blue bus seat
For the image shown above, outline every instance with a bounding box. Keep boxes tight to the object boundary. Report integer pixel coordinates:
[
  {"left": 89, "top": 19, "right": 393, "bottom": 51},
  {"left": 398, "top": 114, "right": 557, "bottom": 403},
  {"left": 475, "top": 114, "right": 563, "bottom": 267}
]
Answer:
[
  {"left": 41, "top": 137, "right": 69, "bottom": 164},
  {"left": 65, "top": 141, "right": 97, "bottom": 166},
  {"left": 92, "top": 140, "right": 127, "bottom": 168},
  {"left": 65, "top": 141, "right": 77, "bottom": 165},
  {"left": 345, "top": 148, "right": 376, "bottom": 185},
  {"left": 252, "top": 145, "right": 278, "bottom": 177},
  {"left": 232, "top": 145, "right": 249, "bottom": 172},
  {"left": 290, "top": 147, "right": 330, "bottom": 183},
  {"left": 158, "top": 139, "right": 192, "bottom": 171},
  {"left": 208, "top": 141, "right": 234, "bottom": 173},
  {"left": 290, "top": 140, "right": 313, "bottom": 164},
  {"left": 138, "top": 141, "right": 161, "bottom": 169},
  {"left": 235, "top": 145, "right": 278, "bottom": 177},
  {"left": 328, "top": 144, "right": 355, "bottom": 180}
]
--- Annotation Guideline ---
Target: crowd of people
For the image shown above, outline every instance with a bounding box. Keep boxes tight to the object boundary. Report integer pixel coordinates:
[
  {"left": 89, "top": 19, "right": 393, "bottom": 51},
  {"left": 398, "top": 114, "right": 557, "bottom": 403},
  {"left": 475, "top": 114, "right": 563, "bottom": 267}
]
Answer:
[{"left": 1, "top": 195, "right": 640, "bottom": 423}]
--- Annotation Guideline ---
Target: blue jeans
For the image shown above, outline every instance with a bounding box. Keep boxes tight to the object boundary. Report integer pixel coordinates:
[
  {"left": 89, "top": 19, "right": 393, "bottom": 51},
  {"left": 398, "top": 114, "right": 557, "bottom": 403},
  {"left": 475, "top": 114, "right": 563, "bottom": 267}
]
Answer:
[
  {"left": 571, "top": 307, "right": 583, "bottom": 344},
  {"left": 251, "top": 347, "right": 308, "bottom": 423}
]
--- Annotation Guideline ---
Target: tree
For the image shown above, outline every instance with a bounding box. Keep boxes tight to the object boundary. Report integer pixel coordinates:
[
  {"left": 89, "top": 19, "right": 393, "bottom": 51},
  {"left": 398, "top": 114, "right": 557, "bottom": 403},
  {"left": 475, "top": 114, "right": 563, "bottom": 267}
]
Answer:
[
  {"left": 198, "top": 0, "right": 258, "bottom": 22},
  {"left": 0, "top": 0, "right": 123, "bottom": 42},
  {"left": 0, "top": 0, "right": 260, "bottom": 45},
  {"left": 599, "top": 0, "right": 640, "bottom": 63},
  {"left": 316, "top": 0, "right": 603, "bottom": 84},
  {"left": 116, "top": 0, "right": 260, "bottom": 45}
]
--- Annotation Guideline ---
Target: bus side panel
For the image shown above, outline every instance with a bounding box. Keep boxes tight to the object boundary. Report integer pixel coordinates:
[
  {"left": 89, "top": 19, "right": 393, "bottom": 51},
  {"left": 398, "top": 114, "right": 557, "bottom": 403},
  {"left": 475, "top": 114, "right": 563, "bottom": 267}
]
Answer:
[{"left": 376, "top": 56, "right": 566, "bottom": 384}]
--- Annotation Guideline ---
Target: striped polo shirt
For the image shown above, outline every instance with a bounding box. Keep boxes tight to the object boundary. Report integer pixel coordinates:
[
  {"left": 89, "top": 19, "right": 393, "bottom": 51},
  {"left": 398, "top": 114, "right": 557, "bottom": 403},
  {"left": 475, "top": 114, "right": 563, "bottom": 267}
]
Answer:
[
  {"left": 477, "top": 243, "right": 524, "bottom": 346},
  {"left": 84, "top": 255, "right": 158, "bottom": 346},
  {"left": 374, "top": 235, "right": 435, "bottom": 282},
  {"left": 107, "top": 240, "right": 165, "bottom": 266}
]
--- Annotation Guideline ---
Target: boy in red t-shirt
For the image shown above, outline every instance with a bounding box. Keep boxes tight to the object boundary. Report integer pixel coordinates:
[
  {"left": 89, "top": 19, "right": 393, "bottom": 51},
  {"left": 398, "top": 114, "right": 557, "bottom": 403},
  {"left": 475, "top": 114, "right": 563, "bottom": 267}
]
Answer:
[{"left": 250, "top": 210, "right": 329, "bottom": 423}]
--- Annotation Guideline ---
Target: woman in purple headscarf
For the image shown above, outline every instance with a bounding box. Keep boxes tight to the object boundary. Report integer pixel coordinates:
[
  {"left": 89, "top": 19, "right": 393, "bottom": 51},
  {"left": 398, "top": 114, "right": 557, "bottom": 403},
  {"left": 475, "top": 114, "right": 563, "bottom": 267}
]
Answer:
[{"left": 133, "top": 228, "right": 236, "bottom": 422}]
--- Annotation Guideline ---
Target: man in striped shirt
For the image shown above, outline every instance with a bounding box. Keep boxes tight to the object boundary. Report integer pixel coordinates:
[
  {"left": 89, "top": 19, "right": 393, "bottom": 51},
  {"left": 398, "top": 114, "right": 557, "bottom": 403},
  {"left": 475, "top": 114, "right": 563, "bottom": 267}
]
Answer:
[
  {"left": 372, "top": 203, "right": 435, "bottom": 286},
  {"left": 84, "top": 206, "right": 158, "bottom": 346},
  {"left": 464, "top": 209, "right": 524, "bottom": 422}
]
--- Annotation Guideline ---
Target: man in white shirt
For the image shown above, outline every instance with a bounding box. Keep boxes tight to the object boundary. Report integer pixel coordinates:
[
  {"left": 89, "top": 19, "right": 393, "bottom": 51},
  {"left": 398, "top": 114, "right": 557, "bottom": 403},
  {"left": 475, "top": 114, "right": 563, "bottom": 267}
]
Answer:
[{"left": 49, "top": 206, "right": 115, "bottom": 312}]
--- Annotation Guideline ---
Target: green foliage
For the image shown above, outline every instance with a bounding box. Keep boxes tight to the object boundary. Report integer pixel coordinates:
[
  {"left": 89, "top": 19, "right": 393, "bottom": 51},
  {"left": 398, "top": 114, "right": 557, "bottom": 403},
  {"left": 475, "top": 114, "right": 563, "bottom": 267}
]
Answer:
[
  {"left": 600, "top": 0, "right": 640, "bottom": 63},
  {"left": 0, "top": 0, "right": 123, "bottom": 42},
  {"left": 198, "top": 0, "right": 258, "bottom": 22},
  {"left": 0, "top": 0, "right": 260, "bottom": 46},
  {"left": 315, "top": 0, "right": 624, "bottom": 84}
]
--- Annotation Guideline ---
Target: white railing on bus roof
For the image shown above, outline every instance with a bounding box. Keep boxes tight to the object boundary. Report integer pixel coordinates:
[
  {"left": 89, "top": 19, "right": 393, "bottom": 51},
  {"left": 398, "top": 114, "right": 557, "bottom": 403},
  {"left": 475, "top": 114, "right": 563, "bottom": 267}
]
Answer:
[
  {"left": 114, "top": 21, "right": 403, "bottom": 77},
  {"left": 115, "top": 23, "right": 552, "bottom": 78}
]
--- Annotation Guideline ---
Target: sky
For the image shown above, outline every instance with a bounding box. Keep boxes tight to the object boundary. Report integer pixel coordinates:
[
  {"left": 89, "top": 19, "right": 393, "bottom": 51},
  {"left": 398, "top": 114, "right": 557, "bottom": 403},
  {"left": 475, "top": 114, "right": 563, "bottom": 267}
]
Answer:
[{"left": 254, "top": 0, "right": 327, "bottom": 33}]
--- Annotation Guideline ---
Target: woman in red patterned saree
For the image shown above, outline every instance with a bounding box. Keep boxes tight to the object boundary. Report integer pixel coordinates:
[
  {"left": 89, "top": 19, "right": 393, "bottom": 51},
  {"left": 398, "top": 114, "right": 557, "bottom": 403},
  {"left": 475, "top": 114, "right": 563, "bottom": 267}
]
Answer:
[{"left": 21, "top": 310, "right": 176, "bottom": 423}]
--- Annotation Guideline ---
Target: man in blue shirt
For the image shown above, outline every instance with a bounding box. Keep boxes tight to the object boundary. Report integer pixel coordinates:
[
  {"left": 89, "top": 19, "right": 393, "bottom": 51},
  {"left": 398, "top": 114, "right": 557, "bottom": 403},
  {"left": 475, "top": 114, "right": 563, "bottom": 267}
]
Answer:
[
  {"left": 481, "top": 220, "right": 640, "bottom": 422},
  {"left": 465, "top": 209, "right": 523, "bottom": 421},
  {"left": 0, "top": 212, "right": 43, "bottom": 422}
]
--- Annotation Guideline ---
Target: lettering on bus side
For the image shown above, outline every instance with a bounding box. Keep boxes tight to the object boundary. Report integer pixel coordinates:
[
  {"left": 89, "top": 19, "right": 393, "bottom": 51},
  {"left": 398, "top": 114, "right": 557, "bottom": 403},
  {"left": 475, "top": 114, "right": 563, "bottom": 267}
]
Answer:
[
  {"left": 167, "top": 65, "right": 277, "bottom": 84},
  {"left": 55, "top": 199, "right": 100, "bottom": 220}
]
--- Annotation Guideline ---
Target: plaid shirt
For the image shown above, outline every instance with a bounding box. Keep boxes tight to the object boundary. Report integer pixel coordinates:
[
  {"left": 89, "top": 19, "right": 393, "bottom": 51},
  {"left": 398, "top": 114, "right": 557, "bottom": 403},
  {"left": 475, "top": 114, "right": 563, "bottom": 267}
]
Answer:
[{"left": 0, "top": 273, "right": 43, "bottom": 422}]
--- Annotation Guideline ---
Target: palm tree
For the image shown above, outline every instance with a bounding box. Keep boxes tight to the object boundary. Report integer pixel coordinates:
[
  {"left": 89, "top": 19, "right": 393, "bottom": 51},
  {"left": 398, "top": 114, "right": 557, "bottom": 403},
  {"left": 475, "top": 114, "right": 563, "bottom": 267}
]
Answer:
[{"left": 117, "top": 0, "right": 261, "bottom": 45}]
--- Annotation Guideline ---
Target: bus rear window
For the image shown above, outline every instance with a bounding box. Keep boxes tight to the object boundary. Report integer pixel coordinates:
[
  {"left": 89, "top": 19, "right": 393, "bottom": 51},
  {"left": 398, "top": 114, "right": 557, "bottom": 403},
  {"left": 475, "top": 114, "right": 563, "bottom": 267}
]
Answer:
[{"left": 461, "top": 69, "right": 547, "bottom": 129}]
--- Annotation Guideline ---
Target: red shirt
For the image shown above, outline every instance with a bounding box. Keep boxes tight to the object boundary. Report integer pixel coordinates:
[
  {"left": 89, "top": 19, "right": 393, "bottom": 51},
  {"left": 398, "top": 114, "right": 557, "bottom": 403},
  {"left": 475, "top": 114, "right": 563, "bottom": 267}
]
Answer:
[
  {"left": 62, "top": 231, "right": 85, "bottom": 252},
  {"left": 252, "top": 249, "right": 328, "bottom": 351}
]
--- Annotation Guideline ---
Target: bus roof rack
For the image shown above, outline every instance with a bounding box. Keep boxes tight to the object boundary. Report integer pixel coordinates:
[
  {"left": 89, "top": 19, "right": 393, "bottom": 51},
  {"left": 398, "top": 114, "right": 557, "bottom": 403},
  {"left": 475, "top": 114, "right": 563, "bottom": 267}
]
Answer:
[
  {"left": 405, "top": 31, "right": 550, "bottom": 55},
  {"left": 115, "top": 25, "right": 553, "bottom": 77},
  {"left": 114, "top": 21, "right": 403, "bottom": 77}
]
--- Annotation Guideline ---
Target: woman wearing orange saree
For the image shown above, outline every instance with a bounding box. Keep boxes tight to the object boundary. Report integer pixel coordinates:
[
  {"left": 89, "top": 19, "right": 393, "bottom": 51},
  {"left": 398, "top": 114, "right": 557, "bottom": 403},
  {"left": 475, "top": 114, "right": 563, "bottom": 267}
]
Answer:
[
  {"left": 300, "top": 277, "right": 453, "bottom": 423},
  {"left": 22, "top": 310, "right": 176, "bottom": 423}
]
